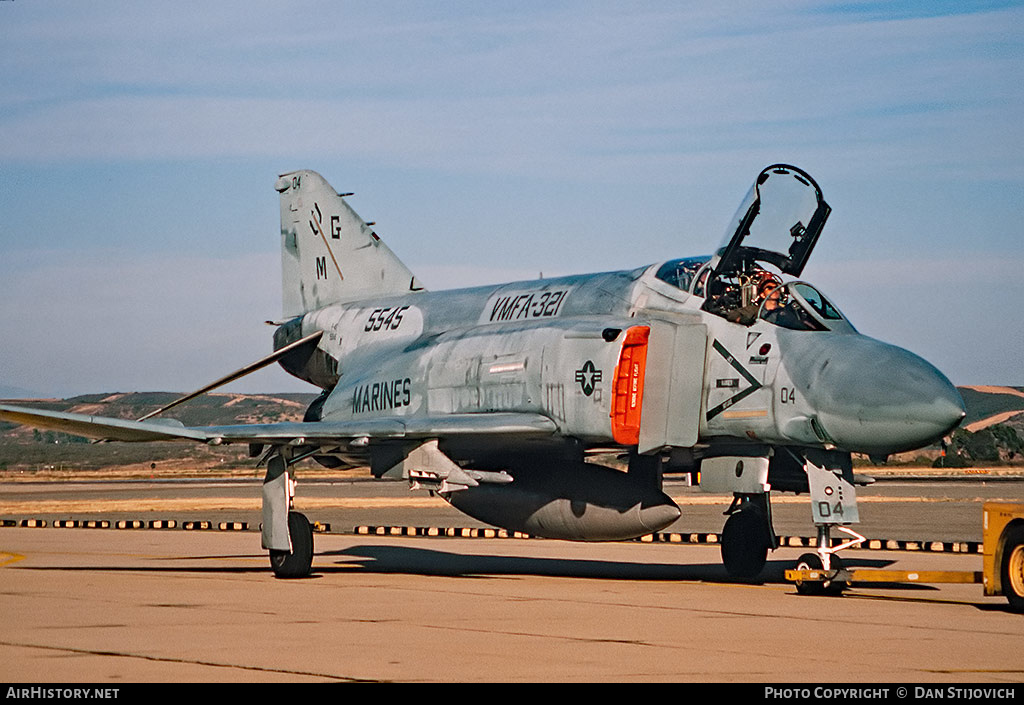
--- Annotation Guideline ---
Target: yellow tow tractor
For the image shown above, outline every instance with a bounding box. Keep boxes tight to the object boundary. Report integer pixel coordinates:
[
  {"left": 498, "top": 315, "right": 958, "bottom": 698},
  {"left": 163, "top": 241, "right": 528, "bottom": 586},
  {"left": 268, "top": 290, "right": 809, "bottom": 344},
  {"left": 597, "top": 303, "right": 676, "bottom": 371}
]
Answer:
[{"left": 785, "top": 502, "right": 1024, "bottom": 611}]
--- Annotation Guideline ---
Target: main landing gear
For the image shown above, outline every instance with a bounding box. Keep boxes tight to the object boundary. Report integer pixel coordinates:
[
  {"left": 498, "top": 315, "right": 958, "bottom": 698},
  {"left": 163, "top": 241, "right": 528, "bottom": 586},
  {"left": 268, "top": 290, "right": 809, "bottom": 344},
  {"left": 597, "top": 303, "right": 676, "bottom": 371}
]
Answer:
[
  {"left": 720, "top": 494, "right": 776, "bottom": 579},
  {"left": 269, "top": 512, "right": 314, "bottom": 579},
  {"left": 262, "top": 452, "right": 315, "bottom": 579},
  {"left": 708, "top": 450, "right": 863, "bottom": 583}
]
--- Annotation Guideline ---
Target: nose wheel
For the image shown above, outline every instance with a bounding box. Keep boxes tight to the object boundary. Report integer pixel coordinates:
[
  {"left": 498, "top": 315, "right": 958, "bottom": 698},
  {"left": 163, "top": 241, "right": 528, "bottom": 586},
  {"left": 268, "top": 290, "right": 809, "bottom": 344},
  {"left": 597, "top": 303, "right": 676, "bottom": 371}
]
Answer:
[
  {"left": 793, "top": 552, "right": 846, "bottom": 595},
  {"left": 792, "top": 524, "right": 862, "bottom": 596}
]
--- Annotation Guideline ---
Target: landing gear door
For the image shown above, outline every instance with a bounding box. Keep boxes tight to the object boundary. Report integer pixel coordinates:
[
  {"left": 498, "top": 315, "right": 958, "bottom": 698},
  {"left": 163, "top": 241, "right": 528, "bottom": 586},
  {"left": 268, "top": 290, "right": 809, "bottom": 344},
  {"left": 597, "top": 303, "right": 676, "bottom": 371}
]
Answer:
[
  {"left": 638, "top": 318, "right": 708, "bottom": 453},
  {"left": 806, "top": 459, "right": 860, "bottom": 525}
]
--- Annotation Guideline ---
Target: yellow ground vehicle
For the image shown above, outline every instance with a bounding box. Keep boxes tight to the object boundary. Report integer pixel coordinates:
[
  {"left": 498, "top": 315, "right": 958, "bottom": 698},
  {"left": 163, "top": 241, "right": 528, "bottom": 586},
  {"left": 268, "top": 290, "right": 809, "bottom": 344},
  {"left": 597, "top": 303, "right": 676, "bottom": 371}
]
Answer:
[{"left": 983, "top": 502, "right": 1024, "bottom": 611}]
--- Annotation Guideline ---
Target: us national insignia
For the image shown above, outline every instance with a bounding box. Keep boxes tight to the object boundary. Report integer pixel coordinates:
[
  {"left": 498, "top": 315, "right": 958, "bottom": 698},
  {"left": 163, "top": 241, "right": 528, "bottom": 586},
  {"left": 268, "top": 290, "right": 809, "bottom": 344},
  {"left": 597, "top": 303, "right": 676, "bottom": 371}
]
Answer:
[{"left": 574, "top": 361, "right": 602, "bottom": 396}]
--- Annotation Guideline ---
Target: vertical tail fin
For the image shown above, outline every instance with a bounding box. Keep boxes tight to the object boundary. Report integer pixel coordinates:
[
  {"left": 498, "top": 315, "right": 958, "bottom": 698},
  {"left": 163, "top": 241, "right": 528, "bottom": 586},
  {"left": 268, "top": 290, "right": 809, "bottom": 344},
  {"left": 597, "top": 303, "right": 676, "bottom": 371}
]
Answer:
[{"left": 275, "top": 170, "right": 424, "bottom": 317}]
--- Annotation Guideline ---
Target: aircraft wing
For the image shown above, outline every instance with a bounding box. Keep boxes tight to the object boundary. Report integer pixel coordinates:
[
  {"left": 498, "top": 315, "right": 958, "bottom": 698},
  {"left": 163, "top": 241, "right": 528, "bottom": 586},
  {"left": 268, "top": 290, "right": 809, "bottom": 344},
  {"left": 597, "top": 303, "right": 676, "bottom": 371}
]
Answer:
[{"left": 0, "top": 403, "right": 557, "bottom": 445}]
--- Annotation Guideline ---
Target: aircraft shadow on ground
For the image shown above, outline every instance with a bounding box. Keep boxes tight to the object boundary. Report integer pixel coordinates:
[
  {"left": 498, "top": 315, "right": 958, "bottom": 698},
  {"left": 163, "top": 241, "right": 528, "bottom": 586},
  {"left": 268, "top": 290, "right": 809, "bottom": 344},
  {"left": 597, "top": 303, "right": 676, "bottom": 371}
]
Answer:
[
  {"left": 14, "top": 543, "right": 942, "bottom": 594},
  {"left": 318, "top": 543, "right": 916, "bottom": 587}
]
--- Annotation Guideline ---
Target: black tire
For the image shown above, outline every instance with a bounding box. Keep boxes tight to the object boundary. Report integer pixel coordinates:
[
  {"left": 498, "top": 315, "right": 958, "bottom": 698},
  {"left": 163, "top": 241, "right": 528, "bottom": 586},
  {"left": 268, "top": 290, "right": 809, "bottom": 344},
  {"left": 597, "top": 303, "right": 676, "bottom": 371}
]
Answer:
[
  {"left": 721, "top": 508, "right": 770, "bottom": 579},
  {"left": 793, "top": 552, "right": 846, "bottom": 596},
  {"left": 269, "top": 512, "right": 314, "bottom": 579},
  {"left": 1000, "top": 524, "right": 1024, "bottom": 613}
]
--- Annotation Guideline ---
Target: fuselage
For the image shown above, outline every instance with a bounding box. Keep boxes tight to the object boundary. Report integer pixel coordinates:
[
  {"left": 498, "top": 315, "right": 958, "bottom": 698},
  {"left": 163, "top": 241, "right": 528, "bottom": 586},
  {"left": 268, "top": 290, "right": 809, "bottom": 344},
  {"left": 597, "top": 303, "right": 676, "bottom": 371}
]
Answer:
[{"left": 276, "top": 257, "right": 965, "bottom": 462}]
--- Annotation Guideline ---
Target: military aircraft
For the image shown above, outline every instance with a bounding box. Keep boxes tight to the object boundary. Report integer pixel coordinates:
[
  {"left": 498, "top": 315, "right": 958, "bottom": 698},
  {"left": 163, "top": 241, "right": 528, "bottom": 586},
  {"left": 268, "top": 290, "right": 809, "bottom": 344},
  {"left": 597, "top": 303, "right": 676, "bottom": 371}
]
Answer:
[{"left": 0, "top": 164, "right": 966, "bottom": 585}]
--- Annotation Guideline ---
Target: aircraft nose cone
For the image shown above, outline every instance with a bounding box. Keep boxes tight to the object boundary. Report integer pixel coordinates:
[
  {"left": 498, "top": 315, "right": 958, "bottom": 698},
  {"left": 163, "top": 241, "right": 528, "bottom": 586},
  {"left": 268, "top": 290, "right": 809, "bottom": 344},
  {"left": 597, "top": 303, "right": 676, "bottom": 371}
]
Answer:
[{"left": 785, "top": 335, "right": 965, "bottom": 455}]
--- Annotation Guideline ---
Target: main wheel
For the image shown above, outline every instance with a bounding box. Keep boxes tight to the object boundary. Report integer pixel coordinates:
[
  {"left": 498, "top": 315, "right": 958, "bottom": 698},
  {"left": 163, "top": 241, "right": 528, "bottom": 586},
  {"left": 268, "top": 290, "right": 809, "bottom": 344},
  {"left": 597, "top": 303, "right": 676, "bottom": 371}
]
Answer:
[
  {"left": 793, "top": 552, "right": 846, "bottom": 596},
  {"left": 721, "top": 508, "right": 770, "bottom": 579},
  {"left": 269, "top": 512, "right": 314, "bottom": 579},
  {"left": 1000, "top": 525, "right": 1024, "bottom": 613}
]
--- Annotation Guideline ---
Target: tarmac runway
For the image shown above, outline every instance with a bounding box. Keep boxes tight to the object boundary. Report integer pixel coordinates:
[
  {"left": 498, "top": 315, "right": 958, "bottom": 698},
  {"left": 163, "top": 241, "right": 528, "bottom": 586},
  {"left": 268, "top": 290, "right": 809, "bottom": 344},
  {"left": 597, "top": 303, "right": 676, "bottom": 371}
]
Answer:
[
  {"left": 1, "top": 475, "right": 1023, "bottom": 682},
  {"left": 3, "top": 474, "right": 1022, "bottom": 540}
]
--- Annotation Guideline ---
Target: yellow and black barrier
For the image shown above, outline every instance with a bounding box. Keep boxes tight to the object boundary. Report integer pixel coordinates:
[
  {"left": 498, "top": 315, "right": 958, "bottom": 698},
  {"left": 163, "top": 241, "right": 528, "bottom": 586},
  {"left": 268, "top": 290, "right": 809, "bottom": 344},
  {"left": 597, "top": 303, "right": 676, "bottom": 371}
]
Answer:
[{"left": 0, "top": 518, "right": 989, "bottom": 554}]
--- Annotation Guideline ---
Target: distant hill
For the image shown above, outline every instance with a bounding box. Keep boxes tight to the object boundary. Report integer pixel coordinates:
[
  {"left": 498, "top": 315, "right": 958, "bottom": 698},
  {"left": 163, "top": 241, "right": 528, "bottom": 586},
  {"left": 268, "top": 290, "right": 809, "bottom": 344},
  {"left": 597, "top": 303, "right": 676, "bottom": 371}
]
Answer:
[{"left": 958, "top": 386, "right": 1024, "bottom": 428}]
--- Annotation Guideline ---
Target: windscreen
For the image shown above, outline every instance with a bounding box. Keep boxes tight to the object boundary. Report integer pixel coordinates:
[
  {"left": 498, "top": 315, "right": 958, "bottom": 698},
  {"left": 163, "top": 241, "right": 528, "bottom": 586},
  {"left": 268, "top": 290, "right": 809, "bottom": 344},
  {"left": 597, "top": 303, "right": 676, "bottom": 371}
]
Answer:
[
  {"left": 792, "top": 283, "right": 843, "bottom": 321},
  {"left": 759, "top": 282, "right": 848, "bottom": 331}
]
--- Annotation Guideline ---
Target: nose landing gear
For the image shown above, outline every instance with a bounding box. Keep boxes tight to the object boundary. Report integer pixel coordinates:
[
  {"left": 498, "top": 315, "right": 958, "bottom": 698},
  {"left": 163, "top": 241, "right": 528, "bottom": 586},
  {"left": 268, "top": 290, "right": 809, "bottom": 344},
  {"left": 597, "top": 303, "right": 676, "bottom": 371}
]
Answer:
[{"left": 792, "top": 524, "right": 865, "bottom": 596}]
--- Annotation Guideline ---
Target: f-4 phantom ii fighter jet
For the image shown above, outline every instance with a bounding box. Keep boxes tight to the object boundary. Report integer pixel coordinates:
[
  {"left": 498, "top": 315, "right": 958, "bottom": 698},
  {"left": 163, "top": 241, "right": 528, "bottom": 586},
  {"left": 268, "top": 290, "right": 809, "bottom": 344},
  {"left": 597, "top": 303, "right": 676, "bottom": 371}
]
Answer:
[{"left": 1, "top": 164, "right": 966, "bottom": 583}]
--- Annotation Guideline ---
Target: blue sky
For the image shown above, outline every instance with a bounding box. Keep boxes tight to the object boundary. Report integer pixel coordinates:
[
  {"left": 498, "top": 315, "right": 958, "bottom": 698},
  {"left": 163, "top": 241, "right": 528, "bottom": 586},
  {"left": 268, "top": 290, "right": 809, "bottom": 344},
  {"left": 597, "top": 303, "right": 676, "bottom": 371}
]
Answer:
[{"left": 1, "top": 1, "right": 1021, "bottom": 396}]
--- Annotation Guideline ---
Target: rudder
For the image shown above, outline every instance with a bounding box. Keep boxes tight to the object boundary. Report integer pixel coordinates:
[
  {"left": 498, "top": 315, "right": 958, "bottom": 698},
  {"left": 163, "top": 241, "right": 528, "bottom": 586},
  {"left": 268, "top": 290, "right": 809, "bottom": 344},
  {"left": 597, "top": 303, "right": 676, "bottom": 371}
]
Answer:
[{"left": 275, "top": 170, "right": 424, "bottom": 317}]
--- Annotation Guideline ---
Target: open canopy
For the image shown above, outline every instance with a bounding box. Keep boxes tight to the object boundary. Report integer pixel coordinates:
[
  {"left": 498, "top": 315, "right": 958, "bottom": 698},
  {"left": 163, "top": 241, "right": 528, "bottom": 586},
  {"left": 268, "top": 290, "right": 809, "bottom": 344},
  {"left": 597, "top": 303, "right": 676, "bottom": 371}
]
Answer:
[{"left": 710, "top": 165, "right": 830, "bottom": 278}]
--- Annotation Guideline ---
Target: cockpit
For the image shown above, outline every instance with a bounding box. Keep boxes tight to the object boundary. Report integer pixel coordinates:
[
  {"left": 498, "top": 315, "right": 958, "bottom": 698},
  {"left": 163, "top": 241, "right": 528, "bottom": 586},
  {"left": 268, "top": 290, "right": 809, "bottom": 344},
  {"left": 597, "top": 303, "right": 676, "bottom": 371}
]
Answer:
[
  {"left": 662, "top": 164, "right": 856, "bottom": 333},
  {"left": 653, "top": 163, "right": 855, "bottom": 333},
  {"left": 655, "top": 254, "right": 853, "bottom": 332}
]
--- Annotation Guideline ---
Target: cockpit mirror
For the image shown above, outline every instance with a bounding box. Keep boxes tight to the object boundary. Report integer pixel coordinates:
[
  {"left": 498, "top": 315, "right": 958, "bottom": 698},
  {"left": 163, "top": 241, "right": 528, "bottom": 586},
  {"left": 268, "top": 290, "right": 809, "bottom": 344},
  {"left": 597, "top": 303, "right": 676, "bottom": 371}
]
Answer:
[{"left": 710, "top": 165, "right": 830, "bottom": 278}]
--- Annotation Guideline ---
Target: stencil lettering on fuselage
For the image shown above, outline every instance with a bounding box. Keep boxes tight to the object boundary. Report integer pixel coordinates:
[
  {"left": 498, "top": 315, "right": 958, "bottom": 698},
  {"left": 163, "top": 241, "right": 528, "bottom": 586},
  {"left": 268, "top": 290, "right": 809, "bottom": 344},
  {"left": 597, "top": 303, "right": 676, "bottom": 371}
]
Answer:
[
  {"left": 352, "top": 378, "right": 412, "bottom": 413},
  {"left": 350, "top": 305, "right": 424, "bottom": 341},
  {"left": 481, "top": 288, "right": 570, "bottom": 324}
]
